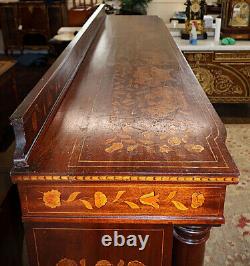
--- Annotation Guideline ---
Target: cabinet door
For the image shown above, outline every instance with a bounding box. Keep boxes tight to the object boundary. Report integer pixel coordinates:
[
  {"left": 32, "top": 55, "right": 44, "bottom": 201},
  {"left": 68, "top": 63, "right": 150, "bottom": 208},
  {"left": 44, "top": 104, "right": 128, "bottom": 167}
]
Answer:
[
  {"left": 48, "top": 2, "right": 68, "bottom": 37},
  {"left": 0, "top": 62, "right": 17, "bottom": 142},
  {"left": 18, "top": 3, "right": 49, "bottom": 36},
  {"left": 25, "top": 222, "right": 173, "bottom": 266},
  {"left": 0, "top": 5, "right": 20, "bottom": 52}
]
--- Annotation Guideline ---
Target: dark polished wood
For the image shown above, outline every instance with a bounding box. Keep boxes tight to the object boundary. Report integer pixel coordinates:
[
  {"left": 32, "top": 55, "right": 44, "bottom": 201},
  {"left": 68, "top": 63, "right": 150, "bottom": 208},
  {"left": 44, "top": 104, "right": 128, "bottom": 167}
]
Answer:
[
  {"left": 221, "top": 0, "right": 250, "bottom": 40},
  {"left": 11, "top": 14, "right": 238, "bottom": 177},
  {"left": 172, "top": 225, "right": 211, "bottom": 266},
  {"left": 10, "top": 5, "right": 239, "bottom": 266},
  {"left": 25, "top": 222, "right": 173, "bottom": 266},
  {"left": 0, "top": 60, "right": 17, "bottom": 147},
  {"left": 0, "top": 185, "right": 24, "bottom": 266}
]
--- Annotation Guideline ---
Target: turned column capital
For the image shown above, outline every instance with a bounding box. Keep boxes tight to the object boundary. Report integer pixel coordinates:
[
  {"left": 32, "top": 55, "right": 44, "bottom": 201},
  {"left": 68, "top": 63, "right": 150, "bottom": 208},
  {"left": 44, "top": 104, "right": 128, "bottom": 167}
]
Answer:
[{"left": 173, "top": 225, "right": 211, "bottom": 245}]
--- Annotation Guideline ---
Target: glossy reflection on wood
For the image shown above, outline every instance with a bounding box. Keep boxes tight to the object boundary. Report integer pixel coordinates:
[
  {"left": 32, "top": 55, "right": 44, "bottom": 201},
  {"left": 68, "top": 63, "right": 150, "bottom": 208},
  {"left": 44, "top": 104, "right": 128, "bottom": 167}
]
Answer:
[
  {"left": 172, "top": 225, "right": 211, "bottom": 266},
  {"left": 10, "top": 5, "right": 239, "bottom": 266}
]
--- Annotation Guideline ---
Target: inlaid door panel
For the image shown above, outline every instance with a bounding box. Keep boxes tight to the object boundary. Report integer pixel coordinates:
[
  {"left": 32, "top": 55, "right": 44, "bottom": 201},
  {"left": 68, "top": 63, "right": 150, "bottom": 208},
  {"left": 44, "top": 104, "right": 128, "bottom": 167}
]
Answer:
[{"left": 25, "top": 223, "right": 173, "bottom": 266}]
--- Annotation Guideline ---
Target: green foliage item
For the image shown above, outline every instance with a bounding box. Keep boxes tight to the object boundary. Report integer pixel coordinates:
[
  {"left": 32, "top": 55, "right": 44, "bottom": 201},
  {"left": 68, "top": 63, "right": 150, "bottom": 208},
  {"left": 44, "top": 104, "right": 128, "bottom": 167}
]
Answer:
[
  {"left": 221, "top": 37, "right": 236, "bottom": 45},
  {"left": 120, "top": 0, "right": 152, "bottom": 15}
]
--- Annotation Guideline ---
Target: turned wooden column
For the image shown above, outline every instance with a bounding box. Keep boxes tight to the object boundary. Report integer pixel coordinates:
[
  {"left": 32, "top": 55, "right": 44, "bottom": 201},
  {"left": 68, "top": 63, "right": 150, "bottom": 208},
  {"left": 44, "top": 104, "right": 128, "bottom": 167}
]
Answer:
[{"left": 172, "top": 225, "right": 211, "bottom": 266}]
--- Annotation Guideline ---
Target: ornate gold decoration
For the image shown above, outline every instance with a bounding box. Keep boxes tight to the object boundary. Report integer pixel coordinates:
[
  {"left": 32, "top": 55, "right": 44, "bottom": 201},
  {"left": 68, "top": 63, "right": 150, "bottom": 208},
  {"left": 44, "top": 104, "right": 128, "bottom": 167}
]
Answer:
[
  {"left": 13, "top": 175, "right": 239, "bottom": 183},
  {"left": 56, "top": 259, "right": 145, "bottom": 266},
  {"left": 191, "top": 192, "right": 205, "bottom": 208},
  {"left": 191, "top": 67, "right": 215, "bottom": 95},
  {"left": 216, "top": 75, "right": 243, "bottom": 95},
  {"left": 239, "top": 66, "right": 250, "bottom": 78},
  {"left": 42, "top": 189, "right": 61, "bottom": 208},
  {"left": 209, "top": 96, "right": 250, "bottom": 103},
  {"left": 42, "top": 189, "right": 205, "bottom": 211},
  {"left": 214, "top": 53, "right": 250, "bottom": 62},
  {"left": 185, "top": 52, "right": 250, "bottom": 103},
  {"left": 192, "top": 66, "right": 244, "bottom": 96},
  {"left": 185, "top": 53, "right": 212, "bottom": 63}
]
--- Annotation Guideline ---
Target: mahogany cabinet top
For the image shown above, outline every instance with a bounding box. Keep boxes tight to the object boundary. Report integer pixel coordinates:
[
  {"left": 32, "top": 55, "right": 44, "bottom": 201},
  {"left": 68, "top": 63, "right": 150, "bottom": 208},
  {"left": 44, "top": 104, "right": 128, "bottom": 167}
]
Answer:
[{"left": 11, "top": 7, "right": 239, "bottom": 182}]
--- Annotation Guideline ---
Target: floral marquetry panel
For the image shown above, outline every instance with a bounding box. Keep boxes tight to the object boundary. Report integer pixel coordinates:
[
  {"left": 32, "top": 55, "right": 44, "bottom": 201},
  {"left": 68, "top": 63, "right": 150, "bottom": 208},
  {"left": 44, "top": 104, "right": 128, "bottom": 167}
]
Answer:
[
  {"left": 11, "top": 14, "right": 239, "bottom": 178},
  {"left": 25, "top": 224, "right": 173, "bottom": 266},
  {"left": 18, "top": 183, "right": 226, "bottom": 223},
  {"left": 184, "top": 51, "right": 250, "bottom": 103}
]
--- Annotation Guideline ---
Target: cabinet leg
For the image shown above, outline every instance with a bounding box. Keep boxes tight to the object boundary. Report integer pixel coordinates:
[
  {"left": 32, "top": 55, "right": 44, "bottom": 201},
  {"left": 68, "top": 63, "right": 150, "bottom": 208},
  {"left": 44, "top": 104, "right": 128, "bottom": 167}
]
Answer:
[{"left": 172, "top": 225, "right": 211, "bottom": 266}]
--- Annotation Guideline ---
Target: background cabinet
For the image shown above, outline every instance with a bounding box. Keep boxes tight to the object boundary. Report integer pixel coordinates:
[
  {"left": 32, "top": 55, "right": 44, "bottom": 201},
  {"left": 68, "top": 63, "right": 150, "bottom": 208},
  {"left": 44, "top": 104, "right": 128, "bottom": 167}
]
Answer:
[
  {"left": 0, "top": 4, "right": 20, "bottom": 53},
  {"left": 184, "top": 51, "right": 250, "bottom": 103},
  {"left": 0, "top": 1, "right": 67, "bottom": 53}
]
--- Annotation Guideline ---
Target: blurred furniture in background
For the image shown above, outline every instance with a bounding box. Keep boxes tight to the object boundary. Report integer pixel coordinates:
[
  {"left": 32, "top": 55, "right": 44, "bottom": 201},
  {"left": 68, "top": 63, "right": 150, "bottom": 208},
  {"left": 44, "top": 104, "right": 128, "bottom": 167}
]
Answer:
[
  {"left": 221, "top": 0, "right": 250, "bottom": 40},
  {"left": 184, "top": 51, "right": 250, "bottom": 103},
  {"left": 0, "top": 1, "right": 67, "bottom": 54},
  {"left": 206, "top": 4, "right": 221, "bottom": 15},
  {"left": 68, "top": 0, "right": 98, "bottom": 26},
  {"left": 0, "top": 139, "right": 23, "bottom": 266},
  {"left": 49, "top": 27, "right": 80, "bottom": 57},
  {"left": 0, "top": 184, "right": 23, "bottom": 266},
  {"left": 0, "top": 60, "right": 17, "bottom": 149}
]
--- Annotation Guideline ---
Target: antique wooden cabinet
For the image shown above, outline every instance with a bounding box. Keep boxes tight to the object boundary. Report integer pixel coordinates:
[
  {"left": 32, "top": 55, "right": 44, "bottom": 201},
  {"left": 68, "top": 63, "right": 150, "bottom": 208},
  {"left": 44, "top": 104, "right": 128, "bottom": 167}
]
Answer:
[
  {"left": 10, "top": 5, "right": 239, "bottom": 266},
  {"left": 0, "top": 1, "right": 67, "bottom": 53},
  {"left": 0, "top": 60, "right": 17, "bottom": 147},
  {"left": 184, "top": 51, "right": 250, "bottom": 103}
]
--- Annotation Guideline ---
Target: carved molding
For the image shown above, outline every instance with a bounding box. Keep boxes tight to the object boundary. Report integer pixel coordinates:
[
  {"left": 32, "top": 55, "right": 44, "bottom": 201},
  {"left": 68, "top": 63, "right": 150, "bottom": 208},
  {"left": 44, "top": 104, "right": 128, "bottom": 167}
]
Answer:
[
  {"left": 173, "top": 225, "right": 211, "bottom": 245},
  {"left": 214, "top": 52, "right": 250, "bottom": 62}
]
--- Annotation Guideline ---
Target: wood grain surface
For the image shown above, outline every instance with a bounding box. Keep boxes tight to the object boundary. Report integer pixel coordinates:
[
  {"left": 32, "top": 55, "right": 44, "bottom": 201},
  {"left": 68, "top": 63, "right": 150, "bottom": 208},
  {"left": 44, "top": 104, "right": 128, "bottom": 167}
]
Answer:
[
  {"left": 11, "top": 13, "right": 238, "bottom": 180},
  {"left": 9, "top": 7, "right": 239, "bottom": 266}
]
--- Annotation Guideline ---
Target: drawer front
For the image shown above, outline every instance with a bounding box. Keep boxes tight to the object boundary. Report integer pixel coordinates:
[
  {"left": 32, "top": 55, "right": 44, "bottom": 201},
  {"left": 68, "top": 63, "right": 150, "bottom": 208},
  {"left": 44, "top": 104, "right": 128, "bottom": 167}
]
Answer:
[
  {"left": 19, "top": 183, "right": 226, "bottom": 223},
  {"left": 214, "top": 52, "right": 250, "bottom": 63},
  {"left": 25, "top": 223, "right": 172, "bottom": 266}
]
